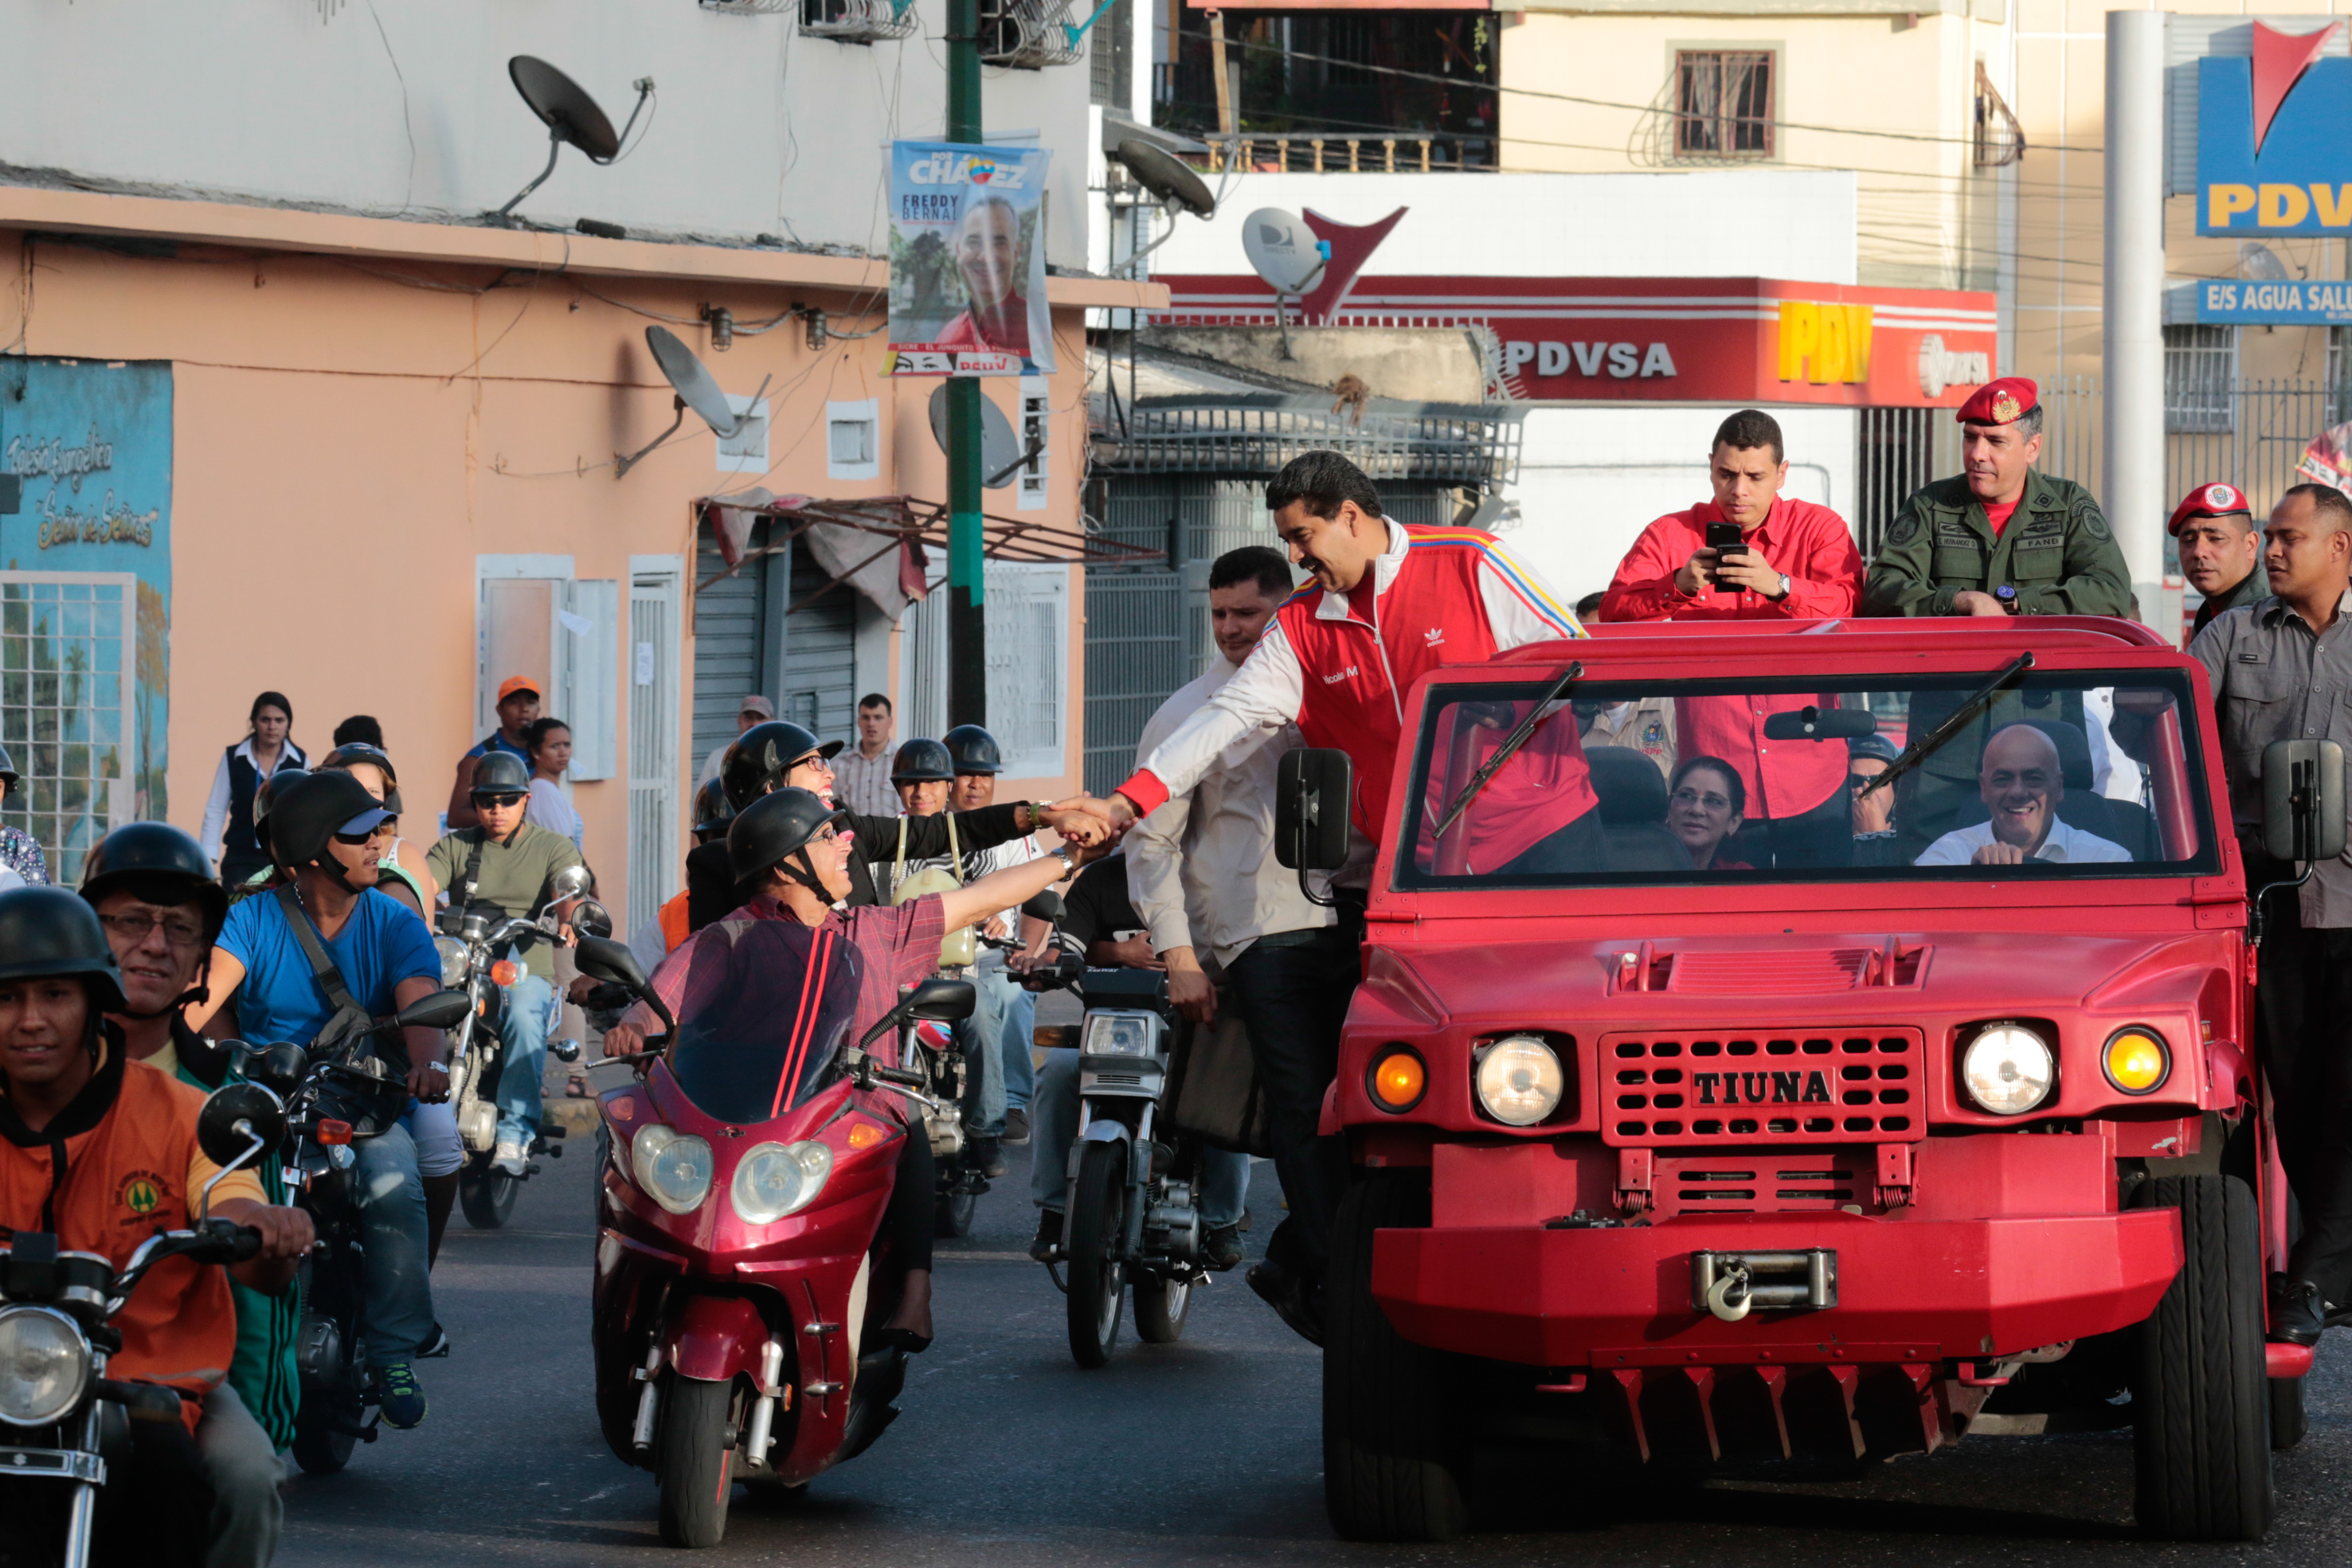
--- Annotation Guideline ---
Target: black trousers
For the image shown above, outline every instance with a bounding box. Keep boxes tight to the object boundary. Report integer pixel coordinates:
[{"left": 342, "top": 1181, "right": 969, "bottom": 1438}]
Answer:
[
  {"left": 2252, "top": 867, "right": 2352, "bottom": 1301},
  {"left": 1225, "top": 916, "right": 1364, "bottom": 1286},
  {"left": 1734, "top": 784, "right": 1853, "bottom": 870},
  {"left": 885, "top": 1127, "right": 937, "bottom": 1275}
]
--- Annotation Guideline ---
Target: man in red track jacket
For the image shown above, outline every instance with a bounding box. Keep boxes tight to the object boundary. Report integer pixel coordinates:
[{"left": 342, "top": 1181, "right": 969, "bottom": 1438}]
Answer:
[
  {"left": 1599, "top": 409, "right": 1866, "bottom": 868},
  {"left": 1077, "top": 450, "right": 1587, "bottom": 1343}
]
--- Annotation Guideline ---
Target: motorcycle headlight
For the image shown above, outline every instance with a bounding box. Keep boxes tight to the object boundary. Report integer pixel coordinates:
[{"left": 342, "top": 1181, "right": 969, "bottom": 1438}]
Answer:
[
  {"left": 1473, "top": 1034, "right": 1564, "bottom": 1127},
  {"left": 433, "top": 936, "right": 468, "bottom": 989},
  {"left": 1082, "top": 1011, "right": 1160, "bottom": 1058},
  {"left": 0, "top": 1305, "right": 92, "bottom": 1427},
  {"left": 1962, "top": 1023, "right": 2056, "bottom": 1116},
  {"left": 730, "top": 1140, "right": 834, "bottom": 1226},
  {"left": 628, "top": 1124, "right": 714, "bottom": 1216}
]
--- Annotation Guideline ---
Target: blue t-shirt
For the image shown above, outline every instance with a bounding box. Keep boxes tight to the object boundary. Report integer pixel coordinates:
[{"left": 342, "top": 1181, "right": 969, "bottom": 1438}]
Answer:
[
  {"left": 217, "top": 888, "right": 441, "bottom": 1046},
  {"left": 464, "top": 733, "right": 530, "bottom": 761}
]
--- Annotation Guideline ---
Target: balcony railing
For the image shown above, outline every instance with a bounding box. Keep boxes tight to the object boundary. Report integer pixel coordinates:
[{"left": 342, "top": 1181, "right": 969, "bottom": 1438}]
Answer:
[{"left": 1184, "top": 132, "right": 1496, "bottom": 174}]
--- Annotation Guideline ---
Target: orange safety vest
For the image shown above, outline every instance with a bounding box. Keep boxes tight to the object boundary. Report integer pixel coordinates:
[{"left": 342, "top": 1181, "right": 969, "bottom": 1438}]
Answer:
[
  {"left": 659, "top": 890, "right": 691, "bottom": 954},
  {"left": 0, "top": 1043, "right": 256, "bottom": 1431}
]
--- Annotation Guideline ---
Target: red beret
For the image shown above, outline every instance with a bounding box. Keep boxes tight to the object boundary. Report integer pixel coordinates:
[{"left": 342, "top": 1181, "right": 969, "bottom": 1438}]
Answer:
[
  {"left": 2168, "top": 481, "right": 2252, "bottom": 536},
  {"left": 1955, "top": 377, "right": 2039, "bottom": 427}
]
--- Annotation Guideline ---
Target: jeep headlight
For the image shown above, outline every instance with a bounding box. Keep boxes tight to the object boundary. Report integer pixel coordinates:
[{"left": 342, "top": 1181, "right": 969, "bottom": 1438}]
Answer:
[
  {"left": 1961, "top": 1023, "right": 2056, "bottom": 1116},
  {"left": 0, "top": 1305, "right": 91, "bottom": 1426},
  {"left": 1473, "top": 1034, "right": 1564, "bottom": 1127},
  {"left": 730, "top": 1140, "right": 833, "bottom": 1226},
  {"left": 433, "top": 936, "right": 468, "bottom": 988},
  {"left": 1082, "top": 1011, "right": 1160, "bottom": 1058},
  {"left": 628, "top": 1124, "right": 714, "bottom": 1215}
]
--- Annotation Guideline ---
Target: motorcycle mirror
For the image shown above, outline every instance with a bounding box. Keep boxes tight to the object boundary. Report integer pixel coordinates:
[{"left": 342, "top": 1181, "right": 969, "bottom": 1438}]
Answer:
[
  {"left": 394, "top": 990, "right": 474, "bottom": 1032},
  {"left": 231, "top": 1039, "right": 310, "bottom": 1096},
  {"left": 572, "top": 898, "right": 615, "bottom": 940},
  {"left": 194, "top": 1083, "right": 288, "bottom": 1220},
  {"left": 1019, "top": 890, "right": 1065, "bottom": 924},
  {"left": 906, "top": 976, "right": 976, "bottom": 1023},
  {"left": 576, "top": 934, "right": 650, "bottom": 991},
  {"left": 546, "top": 862, "right": 594, "bottom": 904},
  {"left": 1759, "top": 706, "right": 1878, "bottom": 741}
]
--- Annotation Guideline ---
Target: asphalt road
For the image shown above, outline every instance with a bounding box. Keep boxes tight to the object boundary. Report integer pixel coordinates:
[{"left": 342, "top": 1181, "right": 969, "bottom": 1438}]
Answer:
[{"left": 277, "top": 1115, "right": 2352, "bottom": 1567}]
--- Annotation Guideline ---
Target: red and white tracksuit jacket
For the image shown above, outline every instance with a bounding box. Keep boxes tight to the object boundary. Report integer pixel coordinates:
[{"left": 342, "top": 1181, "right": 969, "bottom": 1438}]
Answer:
[{"left": 1114, "top": 519, "right": 1591, "bottom": 884}]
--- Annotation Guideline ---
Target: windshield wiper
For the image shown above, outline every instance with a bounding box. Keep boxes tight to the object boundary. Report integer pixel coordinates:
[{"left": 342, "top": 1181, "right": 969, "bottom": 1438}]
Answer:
[
  {"left": 1857, "top": 651, "right": 2035, "bottom": 803},
  {"left": 1433, "top": 661, "right": 1583, "bottom": 841}
]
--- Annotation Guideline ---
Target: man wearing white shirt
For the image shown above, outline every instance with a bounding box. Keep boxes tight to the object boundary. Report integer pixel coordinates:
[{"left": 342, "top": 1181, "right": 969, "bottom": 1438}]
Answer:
[
  {"left": 1913, "top": 724, "right": 2131, "bottom": 866},
  {"left": 1127, "top": 548, "right": 1339, "bottom": 1304},
  {"left": 834, "top": 694, "right": 902, "bottom": 819}
]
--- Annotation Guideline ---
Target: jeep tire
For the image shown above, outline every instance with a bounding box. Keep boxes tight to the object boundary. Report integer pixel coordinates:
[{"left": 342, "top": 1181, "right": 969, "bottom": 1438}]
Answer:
[
  {"left": 2132, "top": 1174, "right": 2272, "bottom": 1541},
  {"left": 1325, "top": 1171, "right": 1471, "bottom": 1542}
]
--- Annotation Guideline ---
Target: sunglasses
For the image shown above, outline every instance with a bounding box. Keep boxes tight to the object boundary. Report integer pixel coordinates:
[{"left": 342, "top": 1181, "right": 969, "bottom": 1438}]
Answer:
[{"left": 475, "top": 792, "right": 526, "bottom": 808}]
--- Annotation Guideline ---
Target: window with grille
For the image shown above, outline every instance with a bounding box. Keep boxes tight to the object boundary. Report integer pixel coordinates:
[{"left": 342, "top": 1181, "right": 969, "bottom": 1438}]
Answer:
[
  {"left": 1675, "top": 50, "right": 1774, "bottom": 159},
  {"left": 2164, "top": 324, "right": 2237, "bottom": 434},
  {"left": 1, "top": 574, "right": 137, "bottom": 883},
  {"left": 1089, "top": 0, "right": 1133, "bottom": 107}
]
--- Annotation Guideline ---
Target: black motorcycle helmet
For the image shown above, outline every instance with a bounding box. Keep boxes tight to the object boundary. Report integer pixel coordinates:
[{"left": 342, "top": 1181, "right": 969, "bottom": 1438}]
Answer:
[
  {"left": 691, "top": 776, "right": 737, "bottom": 843},
  {"left": 720, "top": 720, "right": 843, "bottom": 811},
  {"left": 890, "top": 737, "right": 954, "bottom": 786},
  {"left": 727, "top": 786, "right": 847, "bottom": 892},
  {"left": 80, "top": 822, "right": 231, "bottom": 951},
  {"left": 267, "top": 771, "right": 393, "bottom": 878},
  {"left": 469, "top": 749, "right": 532, "bottom": 799},
  {"left": 319, "top": 742, "right": 405, "bottom": 815},
  {"left": 0, "top": 886, "right": 129, "bottom": 1036},
  {"left": 250, "top": 767, "right": 310, "bottom": 858},
  {"left": 941, "top": 724, "right": 1003, "bottom": 776}
]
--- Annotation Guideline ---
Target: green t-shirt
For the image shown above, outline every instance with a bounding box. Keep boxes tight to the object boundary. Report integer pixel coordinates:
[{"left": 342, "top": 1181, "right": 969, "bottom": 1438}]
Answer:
[{"left": 426, "top": 822, "right": 585, "bottom": 980}]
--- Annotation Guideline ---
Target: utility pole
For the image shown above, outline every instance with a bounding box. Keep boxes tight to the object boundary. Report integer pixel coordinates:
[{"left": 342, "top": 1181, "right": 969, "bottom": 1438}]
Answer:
[
  {"left": 945, "top": 0, "right": 987, "bottom": 725},
  {"left": 2103, "top": 10, "right": 2167, "bottom": 643}
]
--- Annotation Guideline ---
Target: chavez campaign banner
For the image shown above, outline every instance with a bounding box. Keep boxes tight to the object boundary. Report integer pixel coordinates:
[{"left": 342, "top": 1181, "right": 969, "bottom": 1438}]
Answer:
[{"left": 885, "top": 141, "right": 1055, "bottom": 377}]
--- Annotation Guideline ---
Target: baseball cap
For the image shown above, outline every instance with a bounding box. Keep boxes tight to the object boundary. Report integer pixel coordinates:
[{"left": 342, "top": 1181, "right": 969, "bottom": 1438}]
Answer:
[
  {"left": 497, "top": 676, "right": 540, "bottom": 704},
  {"left": 738, "top": 694, "right": 777, "bottom": 720},
  {"left": 2167, "top": 481, "right": 2252, "bottom": 537}
]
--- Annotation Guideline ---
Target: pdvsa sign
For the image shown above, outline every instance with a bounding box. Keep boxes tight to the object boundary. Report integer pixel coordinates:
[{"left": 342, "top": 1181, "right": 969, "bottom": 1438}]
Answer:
[{"left": 2197, "top": 22, "right": 2352, "bottom": 235}]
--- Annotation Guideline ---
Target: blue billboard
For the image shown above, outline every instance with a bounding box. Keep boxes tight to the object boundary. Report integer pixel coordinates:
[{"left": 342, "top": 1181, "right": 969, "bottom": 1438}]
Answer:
[{"left": 2198, "top": 41, "right": 2352, "bottom": 235}]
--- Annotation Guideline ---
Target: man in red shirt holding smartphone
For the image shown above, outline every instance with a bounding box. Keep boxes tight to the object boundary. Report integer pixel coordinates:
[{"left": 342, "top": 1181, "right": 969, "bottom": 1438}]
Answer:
[{"left": 1599, "top": 409, "right": 1867, "bottom": 868}]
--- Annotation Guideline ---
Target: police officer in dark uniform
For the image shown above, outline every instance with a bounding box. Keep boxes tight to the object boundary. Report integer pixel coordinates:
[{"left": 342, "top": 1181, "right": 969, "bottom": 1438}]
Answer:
[
  {"left": 2172, "top": 481, "right": 2268, "bottom": 638},
  {"left": 1864, "top": 377, "right": 2131, "bottom": 620}
]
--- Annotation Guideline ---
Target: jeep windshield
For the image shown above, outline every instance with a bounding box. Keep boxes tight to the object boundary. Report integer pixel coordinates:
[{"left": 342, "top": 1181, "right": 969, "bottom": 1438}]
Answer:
[{"left": 1395, "top": 667, "right": 2219, "bottom": 887}]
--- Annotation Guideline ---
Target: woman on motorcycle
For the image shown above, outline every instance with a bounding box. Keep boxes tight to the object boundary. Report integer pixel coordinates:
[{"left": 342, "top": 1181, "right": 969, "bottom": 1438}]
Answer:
[{"left": 602, "top": 787, "right": 1106, "bottom": 1348}]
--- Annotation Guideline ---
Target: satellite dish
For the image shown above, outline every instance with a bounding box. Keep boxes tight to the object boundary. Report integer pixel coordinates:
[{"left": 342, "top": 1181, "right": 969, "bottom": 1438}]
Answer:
[
  {"left": 615, "top": 327, "right": 772, "bottom": 478},
  {"left": 1112, "top": 139, "right": 1216, "bottom": 219},
  {"left": 492, "top": 57, "right": 656, "bottom": 225},
  {"left": 1243, "top": 209, "right": 1327, "bottom": 297},
  {"left": 927, "top": 385, "right": 1026, "bottom": 491},
  {"left": 2240, "top": 242, "right": 2293, "bottom": 283}
]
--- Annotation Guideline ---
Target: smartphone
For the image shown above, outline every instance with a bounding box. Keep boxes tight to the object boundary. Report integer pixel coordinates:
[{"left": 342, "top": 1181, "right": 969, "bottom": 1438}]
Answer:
[{"left": 1704, "top": 521, "right": 1746, "bottom": 556}]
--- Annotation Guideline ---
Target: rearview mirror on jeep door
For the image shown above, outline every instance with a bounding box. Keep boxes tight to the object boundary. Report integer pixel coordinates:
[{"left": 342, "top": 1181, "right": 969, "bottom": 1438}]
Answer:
[
  {"left": 1277, "top": 748, "right": 1352, "bottom": 873},
  {"left": 2262, "top": 739, "right": 2346, "bottom": 862}
]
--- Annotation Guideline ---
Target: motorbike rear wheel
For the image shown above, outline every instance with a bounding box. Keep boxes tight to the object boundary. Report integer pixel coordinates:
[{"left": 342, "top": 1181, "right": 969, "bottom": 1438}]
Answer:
[
  {"left": 1133, "top": 1271, "right": 1191, "bottom": 1344},
  {"left": 1065, "top": 1140, "right": 1127, "bottom": 1370},
  {"left": 460, "top": 1158, "right": 521, "bottom": 1230},
  {"left": 291, "top": 1254, "right": 365, "bottom": 1475},
  {"left": 934, "top": 1185, "right": 977, "bottom": 1238},
  {"left": 656, "top": 1374, "right": 737, "bottom": 1548}
]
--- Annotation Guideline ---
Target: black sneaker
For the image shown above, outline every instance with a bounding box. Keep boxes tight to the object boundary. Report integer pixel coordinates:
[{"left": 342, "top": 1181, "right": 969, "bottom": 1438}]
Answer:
[
  {"left": 1247, "top": 1261, "right": 1325, "bottom": 1347},
  {"left": 2272, "top": 1275, "right": 2327, "bottom": 1345},
  {"left": 1003, "top": 1107, "right": 1031, "bottom": 1147},
  {"left": 969, "top": 1137, "right": 1008, "bottom": 1179},
  {"left": 417, "top": 1322, "right": 451, "bottom": 1359},
  {"left": 1202, "top": 1223, "right": 1245, "bottom": 1272},
  {"left": 1029, "top": 1209, "right": 1064, "bottom": 1263}
]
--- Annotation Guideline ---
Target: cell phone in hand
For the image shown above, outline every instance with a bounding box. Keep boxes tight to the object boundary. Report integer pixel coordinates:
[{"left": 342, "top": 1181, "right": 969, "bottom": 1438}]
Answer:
[{"left": 1705, "top": 521, "right": 1746, "bottom": 556}]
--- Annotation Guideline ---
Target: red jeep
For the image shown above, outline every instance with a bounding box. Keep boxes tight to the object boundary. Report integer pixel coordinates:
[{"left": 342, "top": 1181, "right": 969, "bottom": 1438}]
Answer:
[{"left": 1283, "top": 617, "right": 2332, "bottom": 1544}]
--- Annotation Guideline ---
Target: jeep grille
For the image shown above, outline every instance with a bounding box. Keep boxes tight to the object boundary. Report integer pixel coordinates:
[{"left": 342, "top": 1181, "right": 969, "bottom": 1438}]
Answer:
[{"left": 1600, "top": 1030, "right": 1924, "bottom": 1145}]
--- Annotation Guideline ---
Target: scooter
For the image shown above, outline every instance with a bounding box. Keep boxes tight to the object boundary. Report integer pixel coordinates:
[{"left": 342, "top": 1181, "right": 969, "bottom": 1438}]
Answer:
[
  {"left": 580, "top": 933, "right": 975, "bottom": 1549},
  {"left": 432, "top": 863, "right": 594, "bottom": 1228},
  {"left": 0, "top": 1085, "right": 277, "bottom": 1567}
]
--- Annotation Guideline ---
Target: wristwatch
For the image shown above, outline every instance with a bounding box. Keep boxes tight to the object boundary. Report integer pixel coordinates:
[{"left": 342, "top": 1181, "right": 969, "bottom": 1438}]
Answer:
[
  {"left": 1771, "top": 572, "right": 1791, "bottom": 601},
  {"left": 1053, "top": 844, "right": 1081, "bottom": 876}
]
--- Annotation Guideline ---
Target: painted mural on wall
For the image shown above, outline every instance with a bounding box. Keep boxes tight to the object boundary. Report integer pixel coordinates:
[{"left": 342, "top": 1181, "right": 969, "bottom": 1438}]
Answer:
[{"left": 0, "top": 358, "right": 172, "bottom": 878}]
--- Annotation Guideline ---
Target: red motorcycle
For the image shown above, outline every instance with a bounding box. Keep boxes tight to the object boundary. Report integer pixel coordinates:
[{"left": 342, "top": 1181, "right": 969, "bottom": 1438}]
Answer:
[{"left": 577, "top": 933, "right": 974, "bottom": 1547}]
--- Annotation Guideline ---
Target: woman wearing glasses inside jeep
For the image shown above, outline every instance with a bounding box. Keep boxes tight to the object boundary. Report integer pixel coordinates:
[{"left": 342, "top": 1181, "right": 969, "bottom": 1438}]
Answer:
[{"left": 1666, "top": 757, "right": 1753, "bottom": 872}]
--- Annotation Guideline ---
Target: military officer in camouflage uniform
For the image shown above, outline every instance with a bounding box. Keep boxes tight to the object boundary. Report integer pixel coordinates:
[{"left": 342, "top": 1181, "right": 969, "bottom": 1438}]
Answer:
[
  {"left": 1864, "top": 377, "right": 2131, "bottom": 620},
  {"left": 1863, "top": 378, "right": 2131, "bottom": 854},
  {"left": 2171, "top": 481, "right": 2268, "bottom": 639}
]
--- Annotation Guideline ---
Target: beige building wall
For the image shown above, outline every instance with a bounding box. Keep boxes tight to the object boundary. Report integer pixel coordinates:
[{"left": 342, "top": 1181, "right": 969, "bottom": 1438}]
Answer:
[{"left": 1495, "top": 2, "right": 2011, "bottom": 291}]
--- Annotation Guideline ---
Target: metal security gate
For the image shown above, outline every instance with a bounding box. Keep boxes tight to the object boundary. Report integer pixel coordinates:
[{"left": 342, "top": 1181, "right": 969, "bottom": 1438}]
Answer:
[
  {"left": 628, "top": 568, "right": 681, "bottom": 934},
  {"left": 781, "top": 545, "right": 858, "bottom": 745},
  {"left": 0, "top": 573, "right": 137, "bottom": 882},
  {"left": 691, "top": 518, "right": 775, "bottom": 783}
]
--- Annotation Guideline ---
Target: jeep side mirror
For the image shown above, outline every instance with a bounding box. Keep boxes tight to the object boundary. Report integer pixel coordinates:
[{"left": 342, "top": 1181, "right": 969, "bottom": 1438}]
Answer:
[
  {"left": 394, "top": 990, "right": 473, "bottom": 1032},
  {"left": 1278, "top": 749, "right": 1351, "bottom": 909},
  {"left": 1761, "top": 706, "right": 1877, "bottom": 741},
  {"left": 2263, "top": 739, "right": 2347, "bottom": 862}
]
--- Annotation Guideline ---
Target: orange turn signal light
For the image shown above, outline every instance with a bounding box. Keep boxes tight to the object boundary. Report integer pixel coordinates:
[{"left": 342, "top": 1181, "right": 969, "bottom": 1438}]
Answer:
[
  {"left": 2103, "top": 1027, "right": 2170, "bottom": 1095},
  {"left": 847, "top": 1121, "right": 885, "bottom": 1151},
  {"left": 316, "top": 1119, "right": 354, "bottom": 1146},
  {"left": 490, "top": 959, "right": 522, "bottom": 988},
  {"left": 1369, "top": 1049, "right": 1427, "bottom": 1112}
]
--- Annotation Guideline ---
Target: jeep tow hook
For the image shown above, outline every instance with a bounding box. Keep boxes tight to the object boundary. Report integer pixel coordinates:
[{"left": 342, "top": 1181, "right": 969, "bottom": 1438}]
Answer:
[{"left": 1704, "top": 1264, "right": 1754, "bottom": 1322}]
